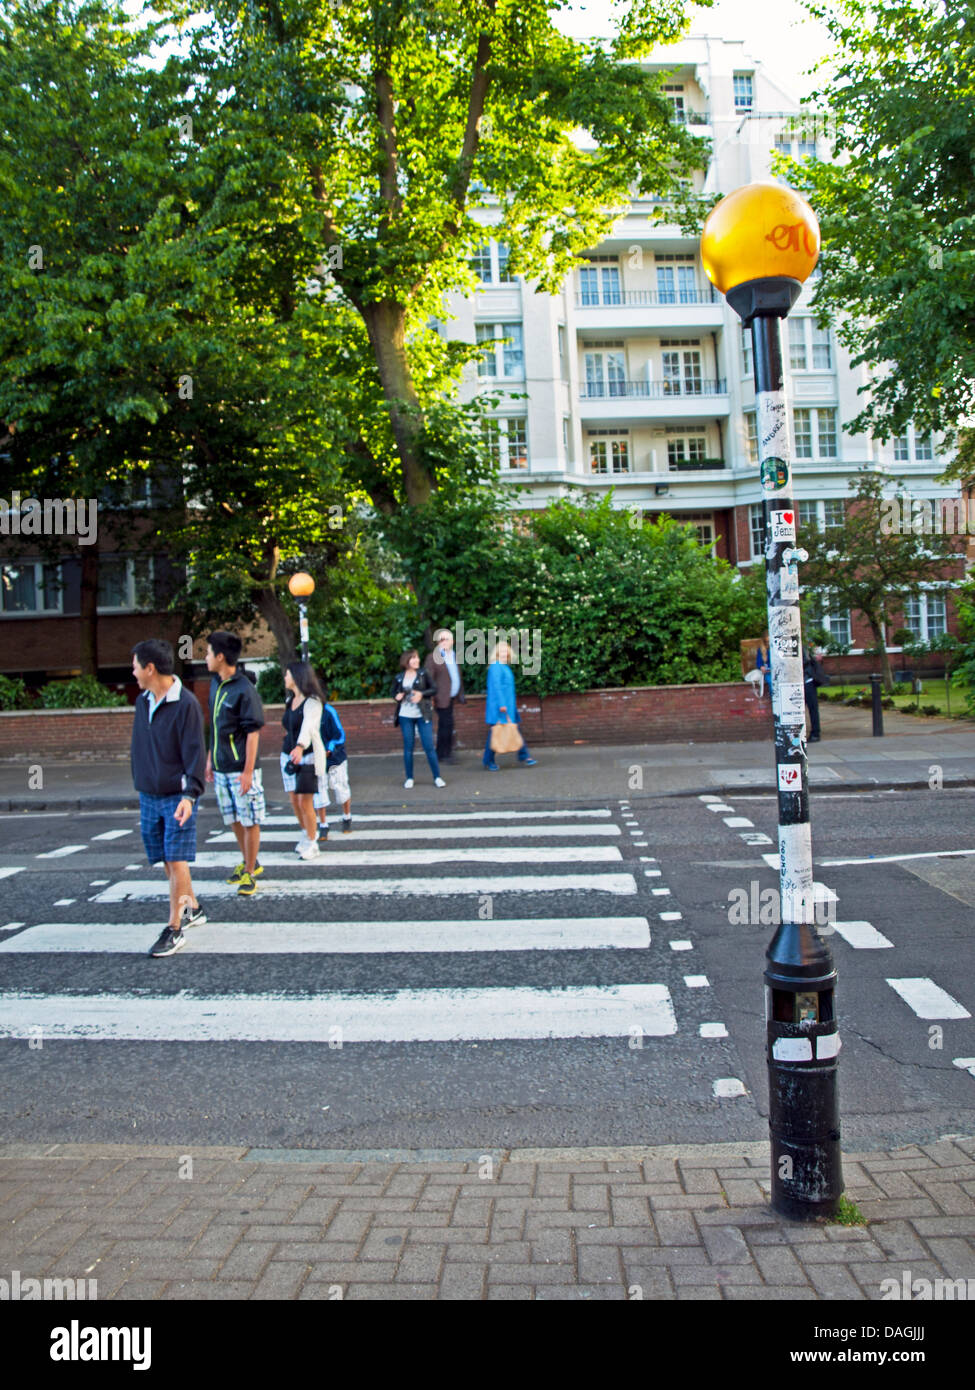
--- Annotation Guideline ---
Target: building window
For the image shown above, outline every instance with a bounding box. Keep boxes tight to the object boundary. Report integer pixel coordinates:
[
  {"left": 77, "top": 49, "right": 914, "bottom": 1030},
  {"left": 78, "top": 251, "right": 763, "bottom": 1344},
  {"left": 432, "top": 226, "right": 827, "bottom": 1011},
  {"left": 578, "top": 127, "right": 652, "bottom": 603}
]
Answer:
[
  {"left": 589, "top": 435, "right": 630, "bottom": 474},
  {"left": 903, "top": 593, "right": 946, "bottom": 642},
  {"left": 664, "top": 84, "right": 686, "bottom": 124},
  {"left": 789, "top": 318, "right": 832, "bottom": 371},
  {"left": 798, "top": 499, "right": 845, "bottom": 533},
  {"left": 475, "top": 322, "right": 524, "bottom": 378},
  {"left": 793, "top": 407, "right": 838, "bottom": 459},
  {"left": 584, "top": 349, "right": 626, "bottom": 398},
  {"left": 915, "top": 433, "right": 933, "bottom": 460},
  {"left": 656, "top": 256, "right": 697, "bottom": 304},
  {"left": 97, "top": 556, "right": 153, "bottom": 613},
  {"left": 750, "top": 503, "right": 765, "bottom": 558},
  {"left": 562, "top": 417, "right": 570, "bottom": 460},
  {"left": 661, "top": 346, "right": 702, "bottom": 395},
  {"left": 472, "top": 240, "right": 514, "bottom": 285},
  {"left": 471, "top": 243, "right": 493, "bottom": 283},
  {"left": 679, "top": 512, "right": 715, "bottom": 550},
  {"left": 578, "top": 260, "right": 621, "bottom": 306},
  {"left": 894, "top": 435, "right": 910, "bottom": 461},
  {"left": 745, "top": 412, "right": 758, "bottom": 464},
  {"left": 733, "top": 73, "right": 754, "bottom": 112},
  {"left": 894, "top": 428, "right": 935, "bottom": 462},
  {"left": 557, "top": 324, "right": 566, "bottom": 377},
  {"left": 485, "top": 418, "right": 528, "bottom": 470},
  {"left": 0, "top": 561, "right": 61, "bottom": 614},
  {"left": 667, "top": 437, "right": 708, "bottom": 470},
  {"left": 741, "top": 325, "right": 752, "bottom": 376}
]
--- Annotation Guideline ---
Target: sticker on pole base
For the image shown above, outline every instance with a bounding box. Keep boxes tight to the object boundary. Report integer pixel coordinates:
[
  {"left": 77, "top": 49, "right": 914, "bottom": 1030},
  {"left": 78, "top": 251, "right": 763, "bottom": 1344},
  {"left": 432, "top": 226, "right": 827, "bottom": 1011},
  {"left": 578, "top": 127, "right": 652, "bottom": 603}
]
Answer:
[
  {"left": 778, "top": 764, "right": 803, "bottom": 792},
  {"left": 775, "top": 681, "right": 805, "bottom": 720},
  {"left": 770, "top": 510, "right": 796, "bottom": 543},
  {"left": 761, "top": 457, "right": 789, "bottom": 492}
]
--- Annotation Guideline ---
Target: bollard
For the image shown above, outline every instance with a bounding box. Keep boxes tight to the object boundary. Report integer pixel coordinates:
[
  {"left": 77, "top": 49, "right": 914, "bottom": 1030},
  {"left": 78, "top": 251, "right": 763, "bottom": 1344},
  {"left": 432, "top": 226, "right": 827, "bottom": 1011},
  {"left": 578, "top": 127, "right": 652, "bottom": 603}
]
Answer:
[
  {"left": 870, "top": 673, "right": 884, "bottom": 737},
  {"left": 766, "top": 915, "right": 843, "bottom": 1219}
]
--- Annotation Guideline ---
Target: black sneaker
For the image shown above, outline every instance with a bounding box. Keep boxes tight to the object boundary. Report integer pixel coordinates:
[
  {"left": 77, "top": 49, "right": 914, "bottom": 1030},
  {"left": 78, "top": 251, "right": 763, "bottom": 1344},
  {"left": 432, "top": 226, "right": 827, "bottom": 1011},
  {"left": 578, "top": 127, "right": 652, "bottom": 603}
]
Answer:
[
  {"left": 342, "top": 816, "right": 352, "bottom": 833},
  {"left": 181, "top": 902, "right": 207, "bottom": 929},
  {"left": 149, "top": 927, "right": 186, "bottom": 958},
  {"left": 318, "top": 824, "right": 329, "bottom": 843}
]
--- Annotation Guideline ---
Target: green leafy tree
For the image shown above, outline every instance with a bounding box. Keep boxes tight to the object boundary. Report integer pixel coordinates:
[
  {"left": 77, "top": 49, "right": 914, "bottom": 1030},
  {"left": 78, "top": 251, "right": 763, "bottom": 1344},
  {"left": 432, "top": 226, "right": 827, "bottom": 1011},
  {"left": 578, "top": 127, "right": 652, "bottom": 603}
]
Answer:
[
  {"left": 175, "top": 0, "right": 710, "bottom": 513},
  {"left": 0, "top": 0, "right": 189, "bottom": 671},
  {"left": 785, "top": 0, "right": 975, "bottom": 446},
  {"left": 801, "top": 470, "right": 962, "bottom": 690}
]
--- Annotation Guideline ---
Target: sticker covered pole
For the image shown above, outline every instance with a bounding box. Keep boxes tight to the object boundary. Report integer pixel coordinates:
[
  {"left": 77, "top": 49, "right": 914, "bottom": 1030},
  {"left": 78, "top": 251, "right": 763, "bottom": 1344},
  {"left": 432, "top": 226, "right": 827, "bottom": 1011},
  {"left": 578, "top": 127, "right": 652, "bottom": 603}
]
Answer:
[{"left": 701, "top": 183, "right": 842, "bottom": 1220}]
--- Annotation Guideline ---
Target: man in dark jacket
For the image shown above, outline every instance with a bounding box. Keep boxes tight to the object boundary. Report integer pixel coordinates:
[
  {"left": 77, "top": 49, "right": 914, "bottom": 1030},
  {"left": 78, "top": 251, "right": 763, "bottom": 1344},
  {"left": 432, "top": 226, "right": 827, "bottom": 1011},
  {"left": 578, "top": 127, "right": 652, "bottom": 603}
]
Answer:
[
  {"left": 803, "top": 646, "right": 825, "bottom": 742},
  {"left": 205, "top": 630, "right": 266, "bottom": 896},
  {"left": 131, "top": 639, "right": 207, "bottom": 958},
  {"left": 425, "top": 626, "right": 465, "bottom": 764}
]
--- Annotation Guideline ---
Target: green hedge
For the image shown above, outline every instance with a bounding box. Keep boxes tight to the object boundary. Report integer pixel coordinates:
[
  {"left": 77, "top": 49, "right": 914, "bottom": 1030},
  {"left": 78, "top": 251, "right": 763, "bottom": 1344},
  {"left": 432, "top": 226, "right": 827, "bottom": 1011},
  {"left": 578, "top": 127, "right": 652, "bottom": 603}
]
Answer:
[{"left": 38, "top": 676, "right": 127, "bottom": 709}]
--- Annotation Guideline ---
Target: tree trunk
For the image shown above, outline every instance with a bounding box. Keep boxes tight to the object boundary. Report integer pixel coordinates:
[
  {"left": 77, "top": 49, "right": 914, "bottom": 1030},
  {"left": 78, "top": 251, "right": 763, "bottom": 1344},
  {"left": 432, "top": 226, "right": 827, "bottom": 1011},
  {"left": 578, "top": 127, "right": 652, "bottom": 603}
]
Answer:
[
  {"left": 78, "top": 548, "right": 99, "bottom": 677},
  {"left": 360, "top": 299, "right": 434, "bottom": 508},
  {"left": 255, "top": 585, "right": 297, "bottom": 668},
  {"left": 867, "top": 616, "right": 894, "bottom": 691}
]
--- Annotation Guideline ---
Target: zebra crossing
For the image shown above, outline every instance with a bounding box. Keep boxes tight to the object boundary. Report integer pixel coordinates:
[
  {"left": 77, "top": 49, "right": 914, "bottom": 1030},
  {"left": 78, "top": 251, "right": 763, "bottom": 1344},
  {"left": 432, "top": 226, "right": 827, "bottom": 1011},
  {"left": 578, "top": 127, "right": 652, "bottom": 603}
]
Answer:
[{"left": 0, "top": 803, "right": 722, "bottom": 1052}]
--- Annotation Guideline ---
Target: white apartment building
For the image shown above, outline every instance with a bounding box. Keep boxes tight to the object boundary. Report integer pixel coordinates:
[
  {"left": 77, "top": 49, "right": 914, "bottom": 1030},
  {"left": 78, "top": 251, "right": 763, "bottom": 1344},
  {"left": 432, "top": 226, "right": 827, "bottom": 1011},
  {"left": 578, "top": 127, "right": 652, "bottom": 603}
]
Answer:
[{"left": 446, "top": 33, "right": 960, "bottom": 655}]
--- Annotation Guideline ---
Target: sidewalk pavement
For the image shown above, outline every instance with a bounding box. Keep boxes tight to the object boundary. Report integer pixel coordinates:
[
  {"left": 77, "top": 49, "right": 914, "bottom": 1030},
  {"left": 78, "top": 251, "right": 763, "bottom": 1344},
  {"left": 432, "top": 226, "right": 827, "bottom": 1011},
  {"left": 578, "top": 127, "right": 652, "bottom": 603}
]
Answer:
[
  {"left": 1, "top": 702, "right": 972, "bottom": 810},
  {"left": 2, "top": 1138, "right": 974, "bottom": 1300}
]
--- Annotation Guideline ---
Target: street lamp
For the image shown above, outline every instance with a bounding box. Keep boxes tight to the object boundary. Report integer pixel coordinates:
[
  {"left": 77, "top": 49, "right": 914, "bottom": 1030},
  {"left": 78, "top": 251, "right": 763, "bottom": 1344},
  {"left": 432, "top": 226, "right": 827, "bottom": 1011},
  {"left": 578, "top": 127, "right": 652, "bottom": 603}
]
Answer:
[
  {"left": 701, "top": 182, "right": 842, "bottom": 1221},
  {"left": 288, "top": 571, "right": 315, "bottom": 662}
]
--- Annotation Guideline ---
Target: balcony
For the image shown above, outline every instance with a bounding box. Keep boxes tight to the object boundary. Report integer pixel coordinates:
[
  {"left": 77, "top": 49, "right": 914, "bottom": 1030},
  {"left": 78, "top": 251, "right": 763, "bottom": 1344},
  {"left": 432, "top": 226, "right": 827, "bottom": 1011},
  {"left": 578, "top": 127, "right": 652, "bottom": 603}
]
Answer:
[
  {"left": 579, "top": 378, "right": 729, "bottom": 424},
  {"left": 574, "top": 288, "right": 724, "bottom": 331}
]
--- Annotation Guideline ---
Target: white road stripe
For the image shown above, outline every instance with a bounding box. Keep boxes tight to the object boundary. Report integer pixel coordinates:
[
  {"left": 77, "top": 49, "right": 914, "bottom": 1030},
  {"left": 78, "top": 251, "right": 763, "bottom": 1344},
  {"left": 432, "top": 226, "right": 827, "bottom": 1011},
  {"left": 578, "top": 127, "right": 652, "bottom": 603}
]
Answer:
[
  {"left": 700, "top": 1023, "right": 728, "bottom": 1038},
  {"left": 830, "top": 921, "right": 894, "bottom": 949},
  {"left": 723, "top": 818, "right": 754, "bottom": 828},
  {"left": 953, "top": 1058, "right": 975, "bottom": 1077},
  {"left": 94, "top": 873, "right": 639, "bottom": 902},
  {"left": 820, "top": 849, "right": 975, "bottom": 867},
  {"left": 260, "top": 810, "right": 612, "bottom": 825},
  {"left": 706, "top": 805, "right": 734, "bottom": 813},
  {"left": 0, "top": 917, "right": 652, "bottom": 955},
  {"left": 886, "top": 978, "right": 971, "bottom": 1020},
  {"left": 0, "top": 867, "right": 24, "bottom": 880},
  {"left": 762, "top": 853, "right": 780, "bottom": 868},
  {"left": 209, "top": 824, "right": 622, "bottom": 844},
  {"left": 192, "top": 846, "right": 621, "bottom": 870},
  {"left": 92, "top": 830, "right": 133, "bottom": 841},
  {"left": 713, "top": 1078, "right": 747, "bottom": 1098},
  {"left": 0, "top": 984, "right": 677, "bottom": 1042},
  {"left": 36, "top": 845, "right": 87, "bottom": 859}
]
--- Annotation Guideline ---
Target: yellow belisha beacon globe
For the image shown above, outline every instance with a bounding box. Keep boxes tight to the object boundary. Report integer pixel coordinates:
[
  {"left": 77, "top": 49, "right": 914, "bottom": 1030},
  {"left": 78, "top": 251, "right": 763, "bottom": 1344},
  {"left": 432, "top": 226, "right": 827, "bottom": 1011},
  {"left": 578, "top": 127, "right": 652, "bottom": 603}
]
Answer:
[{"left": 701, "top": 182, "right": 820, "bottom": 322}]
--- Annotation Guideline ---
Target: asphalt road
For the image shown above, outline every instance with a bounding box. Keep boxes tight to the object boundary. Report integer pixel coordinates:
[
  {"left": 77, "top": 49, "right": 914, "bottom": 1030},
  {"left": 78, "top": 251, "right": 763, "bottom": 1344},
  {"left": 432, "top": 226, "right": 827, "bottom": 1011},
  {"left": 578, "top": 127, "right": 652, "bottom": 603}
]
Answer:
[{"left": 0, "top": 783, "right": 972, "bottom": 1151}]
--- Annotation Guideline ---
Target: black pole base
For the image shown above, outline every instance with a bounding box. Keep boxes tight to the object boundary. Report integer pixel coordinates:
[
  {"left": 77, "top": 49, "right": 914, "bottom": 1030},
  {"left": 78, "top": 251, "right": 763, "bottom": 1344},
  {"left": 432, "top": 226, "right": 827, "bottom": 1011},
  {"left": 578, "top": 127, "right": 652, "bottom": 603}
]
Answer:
[{"left": 770, "top": 1132, "right": 844, "bottom": 1221}]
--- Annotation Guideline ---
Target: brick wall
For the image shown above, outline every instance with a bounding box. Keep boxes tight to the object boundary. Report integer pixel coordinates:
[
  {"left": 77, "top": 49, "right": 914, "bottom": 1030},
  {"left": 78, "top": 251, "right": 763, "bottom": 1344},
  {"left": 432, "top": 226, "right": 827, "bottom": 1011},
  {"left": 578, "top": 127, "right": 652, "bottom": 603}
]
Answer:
[{"left": 0, "top": 681, "right": 769, "bottom": 760}]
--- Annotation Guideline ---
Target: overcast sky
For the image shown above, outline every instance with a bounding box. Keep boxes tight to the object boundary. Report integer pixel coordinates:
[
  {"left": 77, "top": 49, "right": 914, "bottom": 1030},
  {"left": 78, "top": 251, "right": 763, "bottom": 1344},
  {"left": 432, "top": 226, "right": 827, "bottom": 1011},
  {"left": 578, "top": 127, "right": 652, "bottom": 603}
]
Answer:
[{"left": 554, "top": 0, "right": 835, "bottom": 103}]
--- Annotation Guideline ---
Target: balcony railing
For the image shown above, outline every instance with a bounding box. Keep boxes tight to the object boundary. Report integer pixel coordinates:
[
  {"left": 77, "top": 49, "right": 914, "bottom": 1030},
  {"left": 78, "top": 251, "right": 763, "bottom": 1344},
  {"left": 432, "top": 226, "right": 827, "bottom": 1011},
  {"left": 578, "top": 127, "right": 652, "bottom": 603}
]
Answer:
[
  {"left": 575, "top": 289, "right": 718, "bottom": 308},
  {"left": 668, "top": 457, "right": 726, "bottom": 471},
  {"left": 673, "top": 109, "right": 711, "bottom": 126},
  {"left": 580, "top": 378, "right": 728, "bottom": 399}
]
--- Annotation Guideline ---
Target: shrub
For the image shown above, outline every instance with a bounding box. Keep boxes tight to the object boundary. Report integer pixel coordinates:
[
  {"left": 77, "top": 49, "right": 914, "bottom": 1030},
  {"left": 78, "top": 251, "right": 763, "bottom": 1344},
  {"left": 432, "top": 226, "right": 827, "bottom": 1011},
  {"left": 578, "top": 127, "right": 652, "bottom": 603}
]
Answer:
[
  {"left": 39, "top": 675, "right": 127, "bottom": 709},
  {"left": 0, "top": 674, "right": 34, "bottom": 710},
  {"left": 921, "top": 704, "right": 941, "bottom": 716},
  {"left": 256, "top": 665, "right": 286, "bottom": 705}
]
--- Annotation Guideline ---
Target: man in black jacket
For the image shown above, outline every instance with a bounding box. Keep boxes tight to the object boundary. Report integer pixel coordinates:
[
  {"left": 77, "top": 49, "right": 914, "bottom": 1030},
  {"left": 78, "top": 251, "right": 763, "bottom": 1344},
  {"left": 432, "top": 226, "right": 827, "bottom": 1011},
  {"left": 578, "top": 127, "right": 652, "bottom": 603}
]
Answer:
[
  {"left": 131, "top": 639, "right": 207, "bottom": 958},
  {"left": 205, "top": 630, "right": 266, "bottom": 896}
]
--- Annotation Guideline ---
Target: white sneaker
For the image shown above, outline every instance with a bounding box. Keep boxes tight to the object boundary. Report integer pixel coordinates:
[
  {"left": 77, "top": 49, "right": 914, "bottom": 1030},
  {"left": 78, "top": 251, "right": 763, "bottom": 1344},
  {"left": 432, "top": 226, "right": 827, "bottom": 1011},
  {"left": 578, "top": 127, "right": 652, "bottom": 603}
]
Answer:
[
  {"left": 297, "top": 838, "right": 321, "bottom": 859},
  {"left": 434, "top": 777, "right": 446, "bottom": 787},
  {"left": 403, "top": 778, "right": 414, "bottom": 789}
]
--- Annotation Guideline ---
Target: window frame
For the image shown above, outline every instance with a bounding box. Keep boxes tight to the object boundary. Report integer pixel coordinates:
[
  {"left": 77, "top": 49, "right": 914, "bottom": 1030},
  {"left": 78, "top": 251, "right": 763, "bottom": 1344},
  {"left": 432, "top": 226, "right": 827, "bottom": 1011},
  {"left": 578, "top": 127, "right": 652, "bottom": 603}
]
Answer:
[{"left": 0, "top": 559, "right": 63, "bottom": 616}]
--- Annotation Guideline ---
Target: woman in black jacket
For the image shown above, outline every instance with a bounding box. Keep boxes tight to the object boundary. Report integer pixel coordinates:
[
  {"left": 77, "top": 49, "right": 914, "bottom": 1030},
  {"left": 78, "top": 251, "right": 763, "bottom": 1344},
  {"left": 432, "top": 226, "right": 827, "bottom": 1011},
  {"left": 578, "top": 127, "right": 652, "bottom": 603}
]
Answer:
[{"left": 391, "top": 649, "right": 445, "bottom": 789}]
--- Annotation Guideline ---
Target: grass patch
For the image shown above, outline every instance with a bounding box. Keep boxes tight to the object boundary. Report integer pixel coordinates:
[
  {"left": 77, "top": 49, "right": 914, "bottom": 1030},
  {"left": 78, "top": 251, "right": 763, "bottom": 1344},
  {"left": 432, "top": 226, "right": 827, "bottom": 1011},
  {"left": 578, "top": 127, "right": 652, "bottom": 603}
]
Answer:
[
  {"left": 830, "top": 1194, "right": 868, "bottom": 1226},
  {"left": 822, "top": 679, "right": 972, "bottom": 718}
]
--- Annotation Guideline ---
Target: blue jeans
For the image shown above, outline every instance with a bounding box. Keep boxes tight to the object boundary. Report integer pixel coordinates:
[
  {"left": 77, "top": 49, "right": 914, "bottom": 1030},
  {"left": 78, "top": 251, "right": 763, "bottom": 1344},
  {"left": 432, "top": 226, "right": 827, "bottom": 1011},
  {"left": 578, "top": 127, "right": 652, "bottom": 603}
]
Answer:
[
  {"left": 400, "top": 717, "right": 441, "bottom": 780},
  {"left": 484, "top": 727, "right": 533, "bottom": 765}
]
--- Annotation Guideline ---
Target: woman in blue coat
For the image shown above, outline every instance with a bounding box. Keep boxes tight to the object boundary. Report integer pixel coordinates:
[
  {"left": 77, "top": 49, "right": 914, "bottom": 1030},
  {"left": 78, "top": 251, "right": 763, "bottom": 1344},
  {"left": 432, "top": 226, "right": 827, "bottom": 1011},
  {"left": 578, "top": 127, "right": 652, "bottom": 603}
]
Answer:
[{"left": 483, "top": 640, "right": 538, "bottom": 771}]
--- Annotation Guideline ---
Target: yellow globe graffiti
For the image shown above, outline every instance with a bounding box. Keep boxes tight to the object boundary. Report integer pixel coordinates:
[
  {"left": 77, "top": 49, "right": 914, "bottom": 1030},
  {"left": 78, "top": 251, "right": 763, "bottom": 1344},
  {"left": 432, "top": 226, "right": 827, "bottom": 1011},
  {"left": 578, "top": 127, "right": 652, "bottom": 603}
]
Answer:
[{"left": 701, "top": 182, "right": 820, "bottom": 294}]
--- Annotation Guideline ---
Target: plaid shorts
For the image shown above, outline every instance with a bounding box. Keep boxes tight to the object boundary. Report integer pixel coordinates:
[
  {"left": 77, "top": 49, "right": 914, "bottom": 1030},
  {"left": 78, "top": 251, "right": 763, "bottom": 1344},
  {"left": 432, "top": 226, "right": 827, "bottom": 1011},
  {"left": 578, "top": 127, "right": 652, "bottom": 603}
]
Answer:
[
  {"left": 140, "top": 792, "right": 198, "bottom": 865},
  {"left": 314, "top": 760, "right": 351, "bottom": 809},
  {"left": 213, "top": 768, "right": 266, "bottom": 827}
]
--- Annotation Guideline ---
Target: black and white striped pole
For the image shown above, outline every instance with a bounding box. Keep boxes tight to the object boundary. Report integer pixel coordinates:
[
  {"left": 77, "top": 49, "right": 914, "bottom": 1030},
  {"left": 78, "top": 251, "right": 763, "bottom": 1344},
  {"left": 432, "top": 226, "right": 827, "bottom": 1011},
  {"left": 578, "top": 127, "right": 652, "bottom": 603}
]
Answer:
[{"left": 702, "top": 183, "right": 842, "bottom": 1220}]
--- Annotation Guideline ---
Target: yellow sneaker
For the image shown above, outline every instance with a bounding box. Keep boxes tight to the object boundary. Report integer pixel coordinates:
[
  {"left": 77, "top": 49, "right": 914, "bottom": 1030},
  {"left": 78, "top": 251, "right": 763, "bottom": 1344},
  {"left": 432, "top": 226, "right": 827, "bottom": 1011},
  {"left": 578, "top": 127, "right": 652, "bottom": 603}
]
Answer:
[{"left": 236, "top": 871, "right": 258, "bottom": 897}]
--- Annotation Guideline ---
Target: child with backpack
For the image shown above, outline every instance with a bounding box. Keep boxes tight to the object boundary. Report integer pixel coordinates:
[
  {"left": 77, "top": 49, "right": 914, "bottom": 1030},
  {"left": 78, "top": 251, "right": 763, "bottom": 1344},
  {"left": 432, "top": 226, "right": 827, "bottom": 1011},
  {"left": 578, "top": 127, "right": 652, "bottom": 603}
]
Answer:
[{"left": 314, "top": 696, "right": 352, "bottom": 840}]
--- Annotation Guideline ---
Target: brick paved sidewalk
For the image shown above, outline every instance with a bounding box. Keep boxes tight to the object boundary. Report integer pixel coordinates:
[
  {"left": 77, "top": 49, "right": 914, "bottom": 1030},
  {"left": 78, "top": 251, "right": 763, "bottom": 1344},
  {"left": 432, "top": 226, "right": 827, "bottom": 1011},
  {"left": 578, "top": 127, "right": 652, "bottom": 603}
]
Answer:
[{"left": 3, "top": 1137, "right": 975, "bottom": 1300}]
